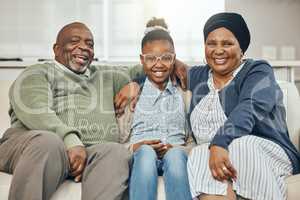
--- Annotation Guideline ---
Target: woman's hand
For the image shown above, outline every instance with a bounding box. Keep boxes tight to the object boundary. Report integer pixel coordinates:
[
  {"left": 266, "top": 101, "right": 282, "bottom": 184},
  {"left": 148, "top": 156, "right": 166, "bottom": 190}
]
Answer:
[
  {"left": 114, "top": 82, "right": 140, "bottom": 116},
  {"left": 209, "top": 145, "right": 237, "bottom": 182}
]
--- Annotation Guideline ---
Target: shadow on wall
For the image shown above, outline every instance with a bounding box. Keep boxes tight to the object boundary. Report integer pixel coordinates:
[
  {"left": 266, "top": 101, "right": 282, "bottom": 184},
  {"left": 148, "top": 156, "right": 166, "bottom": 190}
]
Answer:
[{"left": 295, "top": 81, "right": 300, "bottom": 94}]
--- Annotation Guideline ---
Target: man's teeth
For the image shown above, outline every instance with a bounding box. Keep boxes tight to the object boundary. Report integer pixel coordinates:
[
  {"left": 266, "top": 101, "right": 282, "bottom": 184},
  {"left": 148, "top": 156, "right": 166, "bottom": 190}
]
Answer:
[{"left": 74, "top": 55, "right": 87, "bottom": 63}]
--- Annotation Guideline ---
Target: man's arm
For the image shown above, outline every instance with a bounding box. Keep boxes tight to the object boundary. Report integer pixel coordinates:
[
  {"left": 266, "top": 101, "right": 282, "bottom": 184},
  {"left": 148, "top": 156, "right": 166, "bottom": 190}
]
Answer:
[
  {"left": 112, "top": 64, "right": 144, "bottom": 114},
  {"left": 210, "top": 63, "right": 278, "bottom": 150},
  {"left": 112, "top": 64, "right": 144, "bottom": 95},
  {"left": 9, "top": 67, "right": 83, "bottom": 149}
]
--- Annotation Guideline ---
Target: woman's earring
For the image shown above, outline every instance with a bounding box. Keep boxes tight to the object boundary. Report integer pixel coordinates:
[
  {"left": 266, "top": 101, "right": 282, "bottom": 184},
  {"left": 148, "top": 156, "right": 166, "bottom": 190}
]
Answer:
[{"left": 202, "top": 58, "right": 207, "bottom": 65}]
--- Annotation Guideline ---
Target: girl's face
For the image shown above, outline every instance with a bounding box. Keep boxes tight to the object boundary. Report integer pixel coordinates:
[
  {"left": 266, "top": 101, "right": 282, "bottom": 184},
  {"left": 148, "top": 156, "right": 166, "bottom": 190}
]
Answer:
[{"left": 141, "top": 40, "right": 175, "bottom": 90}]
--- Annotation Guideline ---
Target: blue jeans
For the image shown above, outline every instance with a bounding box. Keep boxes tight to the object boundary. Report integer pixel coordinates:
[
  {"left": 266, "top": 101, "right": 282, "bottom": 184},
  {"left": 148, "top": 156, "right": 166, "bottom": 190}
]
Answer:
[{"left": 129, "top": 145, "right": 192, "bottom": 200}]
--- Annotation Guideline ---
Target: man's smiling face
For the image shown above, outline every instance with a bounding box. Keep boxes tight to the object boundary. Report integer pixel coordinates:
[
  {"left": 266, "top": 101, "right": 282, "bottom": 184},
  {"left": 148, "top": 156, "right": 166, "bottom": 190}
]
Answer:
[{"left": 53, "top": 23, "right": 94, "bottom": 73}]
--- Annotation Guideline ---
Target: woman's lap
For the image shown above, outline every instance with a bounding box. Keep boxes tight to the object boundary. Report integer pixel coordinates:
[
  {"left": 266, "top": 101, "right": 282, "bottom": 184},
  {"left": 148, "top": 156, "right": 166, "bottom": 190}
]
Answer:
[{"left": 187, "top": 135, "right": 293, "bottom": 200}]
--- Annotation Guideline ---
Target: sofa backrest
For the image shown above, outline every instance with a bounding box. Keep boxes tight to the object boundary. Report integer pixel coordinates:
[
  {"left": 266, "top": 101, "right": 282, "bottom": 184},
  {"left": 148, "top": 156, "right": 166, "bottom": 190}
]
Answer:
[
  {"left": 0, "top": 80, "right": 299, "bottom": 150},
  {"left": 0, "top": 80, "right": 13, "bottom": 137},
  {"left": 278, "top": 81, "right": 300, "bottom": 150}
]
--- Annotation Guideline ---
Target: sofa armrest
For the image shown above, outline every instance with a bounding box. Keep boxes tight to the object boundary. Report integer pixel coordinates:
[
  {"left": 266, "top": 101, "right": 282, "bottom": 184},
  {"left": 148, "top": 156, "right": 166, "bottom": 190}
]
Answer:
[
  {"left": 278, "top": 81, "right": 300, "bottom": 150},
  {"left": 286, "top": 174, "right": 300, "bottom": 200}
]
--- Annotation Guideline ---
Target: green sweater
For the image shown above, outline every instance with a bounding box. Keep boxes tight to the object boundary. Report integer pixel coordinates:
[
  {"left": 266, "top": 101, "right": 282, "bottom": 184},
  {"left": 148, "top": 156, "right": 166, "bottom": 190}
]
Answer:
[{"left": 9, "top": 62, "right": 143, "bottom": 148}]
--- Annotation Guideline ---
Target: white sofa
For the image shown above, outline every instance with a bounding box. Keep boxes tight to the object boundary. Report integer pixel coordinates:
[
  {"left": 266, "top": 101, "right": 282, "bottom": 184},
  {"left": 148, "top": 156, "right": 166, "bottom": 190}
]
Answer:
[{"left": 1, "top": 79, "right": 300, "bottom": 200}]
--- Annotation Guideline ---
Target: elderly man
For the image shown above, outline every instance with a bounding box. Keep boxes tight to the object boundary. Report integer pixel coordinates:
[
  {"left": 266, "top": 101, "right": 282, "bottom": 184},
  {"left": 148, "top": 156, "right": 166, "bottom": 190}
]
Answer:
[{"left": 0, "top": 22, "right": 185, "bottom": 200}]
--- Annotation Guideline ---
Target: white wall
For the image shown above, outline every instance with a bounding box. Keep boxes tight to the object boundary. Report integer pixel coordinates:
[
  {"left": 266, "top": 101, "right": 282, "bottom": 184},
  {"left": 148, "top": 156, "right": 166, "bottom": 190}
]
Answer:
[{"left": 225, "top": 0, "right": 300, "bottom": 60}]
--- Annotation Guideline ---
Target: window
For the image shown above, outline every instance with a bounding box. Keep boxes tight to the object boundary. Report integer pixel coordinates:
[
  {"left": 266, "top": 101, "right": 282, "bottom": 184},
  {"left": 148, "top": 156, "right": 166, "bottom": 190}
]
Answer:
[{"left": 0, "top": 0, "right": 224, "bottom": 63}]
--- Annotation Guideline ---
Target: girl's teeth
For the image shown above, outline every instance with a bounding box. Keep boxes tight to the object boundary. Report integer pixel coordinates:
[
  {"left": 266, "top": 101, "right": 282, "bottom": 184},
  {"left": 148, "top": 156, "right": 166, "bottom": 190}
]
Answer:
[{"left": 154, "top": 71, "right": 163, "bottom": 76}]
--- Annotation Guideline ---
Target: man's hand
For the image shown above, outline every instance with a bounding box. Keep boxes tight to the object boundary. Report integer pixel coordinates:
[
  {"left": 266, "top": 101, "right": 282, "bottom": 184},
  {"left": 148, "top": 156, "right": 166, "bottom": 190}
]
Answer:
[
  {"left": 156, "top": 143, "right": 173, "bottom": 159},
  {"left": 171, "top": 59, "right": 188, "bottom": 90},
  {"left": 114, "top": 82, "right": 140, "bottom": 116},
  {"left": 67, "top": 146, "right": 87, "bottom": 182},
  {"left": 209, "top": 145, "right": 237, "bottom": 182}
]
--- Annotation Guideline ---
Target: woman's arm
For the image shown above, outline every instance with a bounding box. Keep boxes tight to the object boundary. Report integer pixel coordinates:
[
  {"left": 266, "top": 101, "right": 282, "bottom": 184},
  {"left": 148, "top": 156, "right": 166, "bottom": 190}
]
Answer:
[{"left": 210, "top": 63, "right": 279, "bottom": 150}]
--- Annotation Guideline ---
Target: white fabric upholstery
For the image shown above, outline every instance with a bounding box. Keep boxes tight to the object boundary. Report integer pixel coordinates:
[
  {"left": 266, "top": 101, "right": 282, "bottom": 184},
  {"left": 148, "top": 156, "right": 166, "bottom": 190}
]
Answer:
[
  {"left": 278, "top": 81, "right": 300, "bottom": 151},
  {"left": 278, "top": 81, "right": 300, "bottom": 200},
  {"left": 0, "top": 80, "right": 12, "bottom": 138},
  {"left": 286, "top": 174, "right": 300, "bottom": 200},
  {"left": 0, "top": 172, "right": 11, "bottom": 200},
  {"left": 0, "top": 80, "right": 300, "bottom": 200}
]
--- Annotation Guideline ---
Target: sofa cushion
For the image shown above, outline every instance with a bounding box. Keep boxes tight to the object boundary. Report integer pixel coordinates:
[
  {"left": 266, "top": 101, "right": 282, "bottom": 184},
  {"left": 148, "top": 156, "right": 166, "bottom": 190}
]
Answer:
[
  {"left": 278, "top": 81, "right": 300, "bottom": 150},
  {"left": 0, "top": 172, "right": 11, "bottom": 200},
  {"left": 286, "top": 174, "right": 300, "bottom": 200},
  {"left": 0, "top": 171, "right": 83, "bottom": 200},
  {"left": 1, "top": 171, "right": 299, "bottom": 200},
  {"left": 50, "top": 180, "right": 81, "bottom": 200},
  {"left": 0, "top": 80, "right": 13, "bottom": 138},
  {"left": 0, "top": 172, "right": 165, "bottom": 200}
]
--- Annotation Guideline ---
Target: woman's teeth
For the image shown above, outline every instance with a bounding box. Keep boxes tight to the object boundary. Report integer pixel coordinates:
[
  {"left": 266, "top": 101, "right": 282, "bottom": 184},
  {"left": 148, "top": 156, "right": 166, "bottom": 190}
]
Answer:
[{"left": 215, "top": 58, "right": 226, "bottom": 64}]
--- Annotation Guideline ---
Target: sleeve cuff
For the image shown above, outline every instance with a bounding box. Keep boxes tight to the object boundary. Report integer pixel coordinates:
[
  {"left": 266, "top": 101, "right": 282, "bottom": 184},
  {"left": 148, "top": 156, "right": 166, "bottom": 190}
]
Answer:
[
  {"left": 209, "top": 140, "right": 229, "bottom": 150},
  {"left": 64, "top": 133, "right": 84, "bottom": 149},
  {"left": 209, "top": 132, "right": 233, "bottom": 150}
]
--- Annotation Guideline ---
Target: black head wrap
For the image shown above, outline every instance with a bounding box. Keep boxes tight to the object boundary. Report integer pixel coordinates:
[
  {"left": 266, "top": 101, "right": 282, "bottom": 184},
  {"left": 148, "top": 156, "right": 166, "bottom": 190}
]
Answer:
[{"left": 204, "top": 12, "right": 250, "bottom": 53}]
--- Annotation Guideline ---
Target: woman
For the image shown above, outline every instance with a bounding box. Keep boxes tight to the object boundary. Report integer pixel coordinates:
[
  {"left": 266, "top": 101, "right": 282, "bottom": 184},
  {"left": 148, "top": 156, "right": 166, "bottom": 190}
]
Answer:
[{"left": 187, "top": 12, "right": 300, "bottom": 200}]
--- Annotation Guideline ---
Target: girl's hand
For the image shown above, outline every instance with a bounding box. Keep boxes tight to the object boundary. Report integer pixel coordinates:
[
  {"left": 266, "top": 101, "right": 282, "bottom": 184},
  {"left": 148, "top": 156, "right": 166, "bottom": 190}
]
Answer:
[
  {"left": 132, "top": 140, "right": 161, "bottom": 152},
  {"left": 157, "top": 143, "right": 173, "bottom": 158}
]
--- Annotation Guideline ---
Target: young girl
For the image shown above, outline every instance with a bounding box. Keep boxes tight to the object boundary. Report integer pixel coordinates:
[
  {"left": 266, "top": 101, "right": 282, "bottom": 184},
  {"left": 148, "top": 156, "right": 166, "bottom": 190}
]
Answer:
[{"left": 129, "top": 18, "right": 192, "bottom": 200}]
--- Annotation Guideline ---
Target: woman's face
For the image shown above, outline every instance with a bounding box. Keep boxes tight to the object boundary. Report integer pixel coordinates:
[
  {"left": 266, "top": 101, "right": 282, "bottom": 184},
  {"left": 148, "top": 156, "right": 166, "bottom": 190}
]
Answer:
[
  {"left": 205, "top": 27, "right": 242, "bottom": 77},
  {"left": 140, "top": 40, "right": 175, "bottom": 90}
]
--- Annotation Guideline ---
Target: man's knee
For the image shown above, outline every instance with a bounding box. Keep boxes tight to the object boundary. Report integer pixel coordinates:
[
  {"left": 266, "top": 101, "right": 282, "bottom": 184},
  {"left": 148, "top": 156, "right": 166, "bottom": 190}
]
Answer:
[
  {"left": 24, "top": 131, "right": 66, "bottom": 159},
  {"left": 90, "top": 143, "right": 131, "bottom": 163},
  {"left": 13, "top": 131, "right": 69, "bottom": 182},
  {"left": 108, "top": 143, "right": 131, "bottom": 161}
]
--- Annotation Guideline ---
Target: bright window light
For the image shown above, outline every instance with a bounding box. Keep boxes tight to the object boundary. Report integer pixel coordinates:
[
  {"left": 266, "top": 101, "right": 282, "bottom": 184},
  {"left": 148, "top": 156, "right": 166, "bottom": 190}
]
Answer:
[
  {"left": 156, "top": 0, "right": 225, "bottom": 62},
  {"left": 0, "top": 0, "right": 224, "bottom": 63}
]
